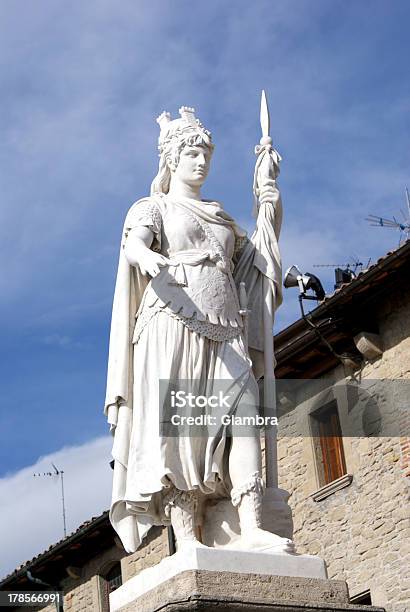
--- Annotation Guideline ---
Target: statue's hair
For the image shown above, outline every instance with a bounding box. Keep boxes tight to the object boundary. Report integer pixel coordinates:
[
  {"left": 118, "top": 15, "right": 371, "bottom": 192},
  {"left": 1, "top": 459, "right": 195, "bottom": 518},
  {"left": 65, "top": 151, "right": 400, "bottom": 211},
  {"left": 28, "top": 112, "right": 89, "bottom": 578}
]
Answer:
[{"left": 150, "top": 129, "right": 214, "bottom": 195}]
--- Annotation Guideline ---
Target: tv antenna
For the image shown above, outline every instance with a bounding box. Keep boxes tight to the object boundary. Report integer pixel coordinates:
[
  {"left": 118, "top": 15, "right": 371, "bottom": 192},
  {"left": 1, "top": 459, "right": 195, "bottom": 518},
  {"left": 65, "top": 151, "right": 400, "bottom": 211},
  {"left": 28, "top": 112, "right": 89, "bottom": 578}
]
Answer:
[
  {"left": 34, "top": 463, "right": 67, "bottom": 538},
  {"left": 366, "top": 187, "right": 410, "bottom": 246},
  {"left": 313, "top": 257, "right": 364, "bottom": 274},
  {"left": 313, "top": 256, "right": 369, "bottom": 289}
]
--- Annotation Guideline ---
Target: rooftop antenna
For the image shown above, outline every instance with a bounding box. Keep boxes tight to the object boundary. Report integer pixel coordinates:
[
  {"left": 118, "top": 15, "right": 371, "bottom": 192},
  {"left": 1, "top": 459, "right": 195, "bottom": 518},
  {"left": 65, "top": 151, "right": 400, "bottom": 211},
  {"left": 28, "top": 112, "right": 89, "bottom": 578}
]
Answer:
[
  {"left": 313, "top": 256, "right": 367, "bottom": 289},
  {"left": 313, "top": 258, "right": 364, "bottom": 274},
  {"left": 366, "top": 188, "right": 410, "bottom": 246},
  {"left": 34, "top": 463, "right": 67, "bottom": 538}
]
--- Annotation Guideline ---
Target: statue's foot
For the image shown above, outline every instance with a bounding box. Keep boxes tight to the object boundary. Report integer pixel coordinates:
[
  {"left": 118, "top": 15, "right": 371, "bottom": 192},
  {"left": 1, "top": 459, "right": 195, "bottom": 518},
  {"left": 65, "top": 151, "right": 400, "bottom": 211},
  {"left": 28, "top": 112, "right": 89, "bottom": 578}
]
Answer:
[{"left": 238, "top": 527, "right": 296, "bottom": 554}]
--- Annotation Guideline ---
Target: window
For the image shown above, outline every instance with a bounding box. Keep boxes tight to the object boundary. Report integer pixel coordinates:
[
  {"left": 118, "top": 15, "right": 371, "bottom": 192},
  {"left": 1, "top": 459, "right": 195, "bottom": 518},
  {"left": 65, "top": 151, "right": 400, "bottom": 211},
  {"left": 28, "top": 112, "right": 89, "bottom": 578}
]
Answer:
[
  {"left": 311, "top": 401, "right": 346, "bottom": 486},
  {"left": 100, "top": 562, "right": 122, "bottom": 612},
  {"left": 105, "top": 564, "right": 122, "bottom": 592}
]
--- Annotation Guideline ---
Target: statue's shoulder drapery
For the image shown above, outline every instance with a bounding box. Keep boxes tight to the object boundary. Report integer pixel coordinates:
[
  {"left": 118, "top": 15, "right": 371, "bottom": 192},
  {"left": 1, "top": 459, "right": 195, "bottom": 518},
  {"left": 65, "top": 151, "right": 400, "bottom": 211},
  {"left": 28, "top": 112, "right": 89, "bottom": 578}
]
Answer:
[{"left": 104, "top": 197, "right": 158, "bottom": 430}]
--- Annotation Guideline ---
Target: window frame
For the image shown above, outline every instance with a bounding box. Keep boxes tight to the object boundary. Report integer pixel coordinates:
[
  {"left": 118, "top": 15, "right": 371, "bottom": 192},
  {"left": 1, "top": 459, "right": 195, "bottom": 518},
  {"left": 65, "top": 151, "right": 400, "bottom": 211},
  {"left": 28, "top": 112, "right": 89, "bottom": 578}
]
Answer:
[{"left": 310, "top": 399, "right": 347, "bottom": 487}]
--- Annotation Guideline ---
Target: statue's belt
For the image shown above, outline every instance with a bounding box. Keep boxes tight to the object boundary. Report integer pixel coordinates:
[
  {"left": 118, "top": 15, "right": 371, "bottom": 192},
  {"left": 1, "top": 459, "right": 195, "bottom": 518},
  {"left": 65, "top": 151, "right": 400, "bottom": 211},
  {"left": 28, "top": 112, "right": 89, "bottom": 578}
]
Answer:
[{"left": 165, "top": 249, "right": 232, "bottom": 286}]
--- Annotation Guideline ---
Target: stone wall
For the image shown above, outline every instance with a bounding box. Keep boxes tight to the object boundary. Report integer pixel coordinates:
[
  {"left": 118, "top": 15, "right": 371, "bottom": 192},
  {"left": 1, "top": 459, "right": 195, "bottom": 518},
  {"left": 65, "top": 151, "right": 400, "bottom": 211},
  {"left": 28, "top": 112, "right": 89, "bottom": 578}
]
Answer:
[
  {"left": 14, "top": 541, "right": 121, "bottom": 612},
  {"left": 16, "top": 527, "right": 168, "bottom": 612},
  {"left": 277, "top": 285, "right": 410, "bottom": 612},
  {"left": 62, "top": 543, "right": 123, "bottom": 612},
  {"left": 121, "top": 526, "right": 169, "bottom": 582}
]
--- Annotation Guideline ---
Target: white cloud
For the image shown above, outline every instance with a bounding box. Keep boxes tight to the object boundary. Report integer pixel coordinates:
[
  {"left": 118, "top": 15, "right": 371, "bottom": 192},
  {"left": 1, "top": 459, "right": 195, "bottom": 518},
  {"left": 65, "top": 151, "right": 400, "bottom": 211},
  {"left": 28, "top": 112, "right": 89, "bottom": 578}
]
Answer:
[
  {"left": 41, "top": 333, "right": 92, "bottom": 350},
  {"left": 0, "top": 436, "right": 112, "bottom": 580},
  {"left": 42, "top": 334, "right": 73, "bottom": 348}
]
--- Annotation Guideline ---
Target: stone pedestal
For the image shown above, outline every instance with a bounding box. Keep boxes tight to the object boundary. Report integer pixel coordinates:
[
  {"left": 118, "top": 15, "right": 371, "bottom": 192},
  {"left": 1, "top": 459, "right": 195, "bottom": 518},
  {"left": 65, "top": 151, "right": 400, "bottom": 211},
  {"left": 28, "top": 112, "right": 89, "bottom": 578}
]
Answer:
[{"left": 109, "top": 547, "right": 385, "bottom": 612}]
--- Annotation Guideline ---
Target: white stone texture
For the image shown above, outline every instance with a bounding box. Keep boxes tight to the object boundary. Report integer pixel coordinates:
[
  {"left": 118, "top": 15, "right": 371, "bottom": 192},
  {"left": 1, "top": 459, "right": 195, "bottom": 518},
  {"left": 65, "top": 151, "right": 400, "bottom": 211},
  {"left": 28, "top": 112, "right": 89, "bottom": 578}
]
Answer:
[
  {"left": 354, "top": 331, "right": 384, "bottom": 360},
  {"left": 104, "top": 104, "right": 294, "bottom": 557},
  {"left": 110, "top": 546, "right": 328, "bottom": 611},
  {"left": 202, "top": 486, "right": 293, "bottom": 548}
]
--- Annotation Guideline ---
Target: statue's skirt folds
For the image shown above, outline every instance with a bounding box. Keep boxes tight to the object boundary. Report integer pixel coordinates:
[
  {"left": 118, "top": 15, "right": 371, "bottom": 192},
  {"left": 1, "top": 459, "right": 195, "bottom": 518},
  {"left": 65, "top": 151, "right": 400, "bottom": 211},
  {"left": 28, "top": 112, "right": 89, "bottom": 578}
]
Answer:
[{"left": 110, "top": 309, "right": 259, "bottom": 552}]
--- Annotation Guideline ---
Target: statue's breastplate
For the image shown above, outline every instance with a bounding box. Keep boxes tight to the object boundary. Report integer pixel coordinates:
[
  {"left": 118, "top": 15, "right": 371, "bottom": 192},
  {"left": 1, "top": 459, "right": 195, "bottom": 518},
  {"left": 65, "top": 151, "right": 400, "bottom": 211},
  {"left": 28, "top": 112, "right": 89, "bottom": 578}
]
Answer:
[{"left": 141, "top": 202, "right": 243, "bottom": 328}]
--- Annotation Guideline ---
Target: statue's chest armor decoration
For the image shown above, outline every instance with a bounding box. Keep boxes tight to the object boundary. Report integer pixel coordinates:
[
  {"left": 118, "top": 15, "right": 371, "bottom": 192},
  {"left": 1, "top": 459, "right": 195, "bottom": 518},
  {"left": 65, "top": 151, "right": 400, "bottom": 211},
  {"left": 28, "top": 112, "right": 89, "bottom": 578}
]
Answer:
[{"left": 142, "top": 201, "right": 243, "bottom": 328}]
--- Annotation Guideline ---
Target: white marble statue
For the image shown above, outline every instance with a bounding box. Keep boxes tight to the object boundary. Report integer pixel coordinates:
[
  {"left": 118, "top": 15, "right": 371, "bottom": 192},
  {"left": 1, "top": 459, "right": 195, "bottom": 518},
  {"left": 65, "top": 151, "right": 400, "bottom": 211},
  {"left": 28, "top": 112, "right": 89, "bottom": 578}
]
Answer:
[{"left": 104, "top": 105, "right": 294, "bottom": 555}]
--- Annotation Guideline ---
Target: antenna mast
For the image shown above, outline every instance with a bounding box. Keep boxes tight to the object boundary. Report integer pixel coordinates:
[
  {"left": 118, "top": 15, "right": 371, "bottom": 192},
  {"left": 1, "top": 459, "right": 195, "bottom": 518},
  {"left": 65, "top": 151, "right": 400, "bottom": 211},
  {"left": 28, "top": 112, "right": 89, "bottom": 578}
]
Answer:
[
  {"left": 366, "top": 188, "right": 410, "bottom": 245},
  {"left": 34, "top": 464, "right": 67, "bottom": 537}
]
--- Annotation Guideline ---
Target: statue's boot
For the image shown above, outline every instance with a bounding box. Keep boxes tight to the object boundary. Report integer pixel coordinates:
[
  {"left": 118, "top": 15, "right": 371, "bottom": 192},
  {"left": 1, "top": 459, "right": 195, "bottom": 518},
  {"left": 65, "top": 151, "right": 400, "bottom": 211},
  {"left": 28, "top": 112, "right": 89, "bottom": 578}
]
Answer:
[
  {"left": 232, "top": 472, "right": 296, "bottom": 554},
  {"left": 166, "top": 489, "right": 207, "bottom": 552}
]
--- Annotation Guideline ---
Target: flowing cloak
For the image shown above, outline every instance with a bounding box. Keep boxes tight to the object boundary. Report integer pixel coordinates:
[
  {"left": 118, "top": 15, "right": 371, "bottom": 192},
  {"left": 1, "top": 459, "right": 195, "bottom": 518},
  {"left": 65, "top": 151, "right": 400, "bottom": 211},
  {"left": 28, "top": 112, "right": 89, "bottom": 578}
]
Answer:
[
  {"left": 233, "top": 188, "right": 283, "bottom": 378},
  {"left": 104, "top": 190, "right": 282, "bottom": 551}
]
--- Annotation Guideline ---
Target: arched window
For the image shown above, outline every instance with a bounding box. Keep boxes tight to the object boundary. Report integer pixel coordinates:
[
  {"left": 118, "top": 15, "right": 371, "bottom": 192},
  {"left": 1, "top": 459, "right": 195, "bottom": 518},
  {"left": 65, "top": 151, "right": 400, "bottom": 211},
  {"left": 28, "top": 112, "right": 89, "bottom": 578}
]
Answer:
[
  {"left": 100, "top": 562, "right": 122, "bottom": 612},
  {"left": 105, "top": 563, "right": 122, "bottom": 592}
]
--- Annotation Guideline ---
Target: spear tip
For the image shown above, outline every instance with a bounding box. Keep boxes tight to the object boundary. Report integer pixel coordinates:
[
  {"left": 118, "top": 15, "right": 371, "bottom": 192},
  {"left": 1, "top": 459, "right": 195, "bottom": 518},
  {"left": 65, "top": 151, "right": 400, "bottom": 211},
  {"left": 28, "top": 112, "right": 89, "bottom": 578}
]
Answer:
[{"left": 260, "top": 89, "right": 270, "bottom": 140}]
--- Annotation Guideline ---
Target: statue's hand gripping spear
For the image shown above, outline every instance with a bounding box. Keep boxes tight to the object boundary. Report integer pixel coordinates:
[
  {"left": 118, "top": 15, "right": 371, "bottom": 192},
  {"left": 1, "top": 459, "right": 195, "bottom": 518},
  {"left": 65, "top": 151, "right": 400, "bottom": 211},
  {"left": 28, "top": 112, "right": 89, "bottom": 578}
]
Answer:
[{"left": 253, "top": 90, "right": 282, "bottom": 215}]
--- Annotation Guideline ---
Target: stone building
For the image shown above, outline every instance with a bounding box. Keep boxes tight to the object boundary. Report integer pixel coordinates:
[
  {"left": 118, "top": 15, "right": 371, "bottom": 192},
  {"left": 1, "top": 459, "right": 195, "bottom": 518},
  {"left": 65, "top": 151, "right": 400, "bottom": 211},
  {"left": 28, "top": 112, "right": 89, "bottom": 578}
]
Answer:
[
  {"left": 1, "top": 241, "right": 409, "bottom": 611},
  {"left": 0, "top": 513, "right": 171, "bottom": 612},
  {"left": 274, "top": 239, "right": 410, "bottom": 611}
]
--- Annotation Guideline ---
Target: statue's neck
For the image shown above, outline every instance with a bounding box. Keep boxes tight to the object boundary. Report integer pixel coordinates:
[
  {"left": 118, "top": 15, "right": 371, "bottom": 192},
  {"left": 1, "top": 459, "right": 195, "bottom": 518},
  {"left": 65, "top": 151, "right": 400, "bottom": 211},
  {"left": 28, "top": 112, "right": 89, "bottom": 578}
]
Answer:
[{"left": 168, "top": 179, "right": 202, "bottom": 201}]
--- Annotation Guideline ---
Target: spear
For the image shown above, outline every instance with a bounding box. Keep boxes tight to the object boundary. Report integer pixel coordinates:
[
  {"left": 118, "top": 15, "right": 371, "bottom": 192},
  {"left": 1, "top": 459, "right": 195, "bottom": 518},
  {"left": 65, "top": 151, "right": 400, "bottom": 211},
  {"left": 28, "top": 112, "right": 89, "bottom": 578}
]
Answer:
[{"left": 254, "top": 90, "right": 282, "bottom": 489}]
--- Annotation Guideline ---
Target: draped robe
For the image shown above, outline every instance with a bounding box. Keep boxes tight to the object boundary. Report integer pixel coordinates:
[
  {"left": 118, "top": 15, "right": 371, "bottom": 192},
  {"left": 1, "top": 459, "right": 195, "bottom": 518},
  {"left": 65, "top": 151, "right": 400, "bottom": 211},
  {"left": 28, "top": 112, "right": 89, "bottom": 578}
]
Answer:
[{"left": 104, "top": 190, "right": 282, "bottom": 552}]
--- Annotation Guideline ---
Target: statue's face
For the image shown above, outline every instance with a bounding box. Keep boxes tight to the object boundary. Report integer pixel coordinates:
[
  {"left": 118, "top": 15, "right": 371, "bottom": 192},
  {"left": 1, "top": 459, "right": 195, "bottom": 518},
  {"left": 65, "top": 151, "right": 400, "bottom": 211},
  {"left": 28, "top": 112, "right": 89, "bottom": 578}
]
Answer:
[{"left": 172, "top": 144, "right": 211, "bottom": 187}]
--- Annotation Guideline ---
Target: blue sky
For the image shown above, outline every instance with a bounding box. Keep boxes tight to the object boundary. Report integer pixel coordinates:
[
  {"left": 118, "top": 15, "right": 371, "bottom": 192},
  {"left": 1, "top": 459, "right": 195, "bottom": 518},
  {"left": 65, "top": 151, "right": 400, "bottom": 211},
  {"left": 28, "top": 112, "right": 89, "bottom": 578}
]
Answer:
[{"left": 1, "top": 0, "right": 409, "bottom": 576}]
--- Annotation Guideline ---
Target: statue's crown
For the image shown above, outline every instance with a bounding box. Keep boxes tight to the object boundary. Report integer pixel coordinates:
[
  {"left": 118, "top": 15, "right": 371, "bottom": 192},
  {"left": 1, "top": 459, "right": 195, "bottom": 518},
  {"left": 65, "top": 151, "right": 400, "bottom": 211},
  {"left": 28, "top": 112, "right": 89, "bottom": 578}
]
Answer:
[{"left": 156, "top": 106, "right": 211, "bottom": 153}]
